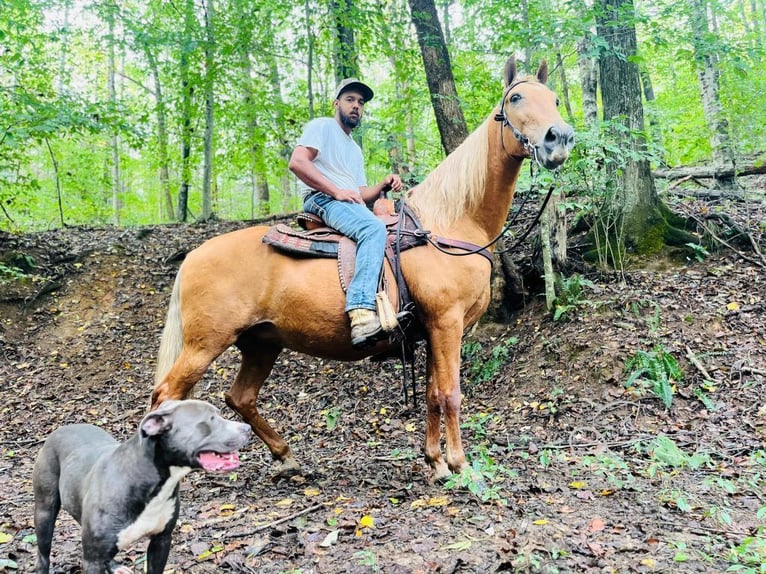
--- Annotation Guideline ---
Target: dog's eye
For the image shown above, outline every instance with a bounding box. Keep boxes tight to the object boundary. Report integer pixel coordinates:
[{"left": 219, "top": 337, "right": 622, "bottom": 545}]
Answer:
[{"left": 197, "top": 421, "right": 212, "bottom": 436}]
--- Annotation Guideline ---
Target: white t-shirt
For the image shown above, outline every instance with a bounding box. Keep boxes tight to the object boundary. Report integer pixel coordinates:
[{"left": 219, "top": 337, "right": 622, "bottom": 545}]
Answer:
[{"left": 296, "top": 117, "right": 367, "bottom": 199}]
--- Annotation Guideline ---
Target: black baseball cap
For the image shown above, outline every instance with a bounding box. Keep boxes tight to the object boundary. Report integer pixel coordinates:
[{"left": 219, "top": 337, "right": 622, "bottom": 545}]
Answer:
[{"left": 334, "top": 78, "right": 374, "bottom": 102}]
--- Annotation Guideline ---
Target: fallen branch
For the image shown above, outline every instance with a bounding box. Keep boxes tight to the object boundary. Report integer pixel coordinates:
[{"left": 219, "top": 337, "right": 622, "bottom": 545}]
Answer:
[
  {"left": 653, "top": 156, "right": 766, "bottom": 180},
  {"left": 685, "top": 346, "right": 714, "bottom": 382},
  {"left": 682, "top": 211, "right": 765, "bottom": 268},
  {"left": 227, "top": 503, "right": 325, "bottom": 538}
]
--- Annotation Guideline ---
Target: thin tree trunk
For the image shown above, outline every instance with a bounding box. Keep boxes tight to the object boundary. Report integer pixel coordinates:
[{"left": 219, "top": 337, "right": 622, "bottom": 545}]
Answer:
[
  {"left": 690, "top": 0, "right": 737, "bottom": 190},
  {"left": 304, "top": 0, "right": 315, "bottom": 118},
  {"left": 408, "top": 0, "right": 468, "bottom": 154},
  {"left": 577, "top": 34, "right": 599, "bottom": 130},
  {"left": 201, "top": 0, "right": 215, "bottom": 221},
  {"left": 751, "top": 0, "right": 763, "bottom": 41},
  {"left": 143, "top": 46, "right": 173, "bottom": 220},
  {"left": 57, "top": 0, "right": 71, "bottom": 94},
  {"left": 177, "top": 0, "right": 195, "bottom": 222},
  {"left": 540, "top": 200, "right": 556, "bottom": 310},
  {"left": 640, "top": 67, "right": 665, "bottom": 155},
  {"left": 107, "top": 9, "right": 120, "bottom": 225},
  {"left": 555, "top": 52, "right": 574, "bottom": 124}
]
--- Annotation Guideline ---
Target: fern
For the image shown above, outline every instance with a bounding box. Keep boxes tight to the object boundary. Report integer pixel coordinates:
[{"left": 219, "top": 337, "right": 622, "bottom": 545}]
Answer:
[{"left": 624, "top": 346, "right": 682, "bottom": 408}]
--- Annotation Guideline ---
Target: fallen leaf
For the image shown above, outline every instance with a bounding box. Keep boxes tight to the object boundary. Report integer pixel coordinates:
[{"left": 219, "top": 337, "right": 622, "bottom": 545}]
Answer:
[
  {"left": 358, "top": 515, "right": 374, "bottom": 529},
  {"left": 588, "top": 517, "right": 606, "bottom": 533},
  {"left": 410, "top": 496, "right": 451, "bottom": 509},
  {"left": 320, "top": 530, "right": 340, "bottom": 548}
]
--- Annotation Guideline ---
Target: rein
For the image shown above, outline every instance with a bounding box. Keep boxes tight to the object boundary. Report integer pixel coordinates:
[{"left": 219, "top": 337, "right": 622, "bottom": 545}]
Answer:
[{"left": 411, "top": 163, "right": 557, "bottom": 262}]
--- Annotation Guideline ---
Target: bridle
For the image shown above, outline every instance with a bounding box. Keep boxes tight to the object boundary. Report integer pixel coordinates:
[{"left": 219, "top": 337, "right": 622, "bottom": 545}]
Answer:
[{"left": 494, "top": 80, "right": 540, "bottom": 165}]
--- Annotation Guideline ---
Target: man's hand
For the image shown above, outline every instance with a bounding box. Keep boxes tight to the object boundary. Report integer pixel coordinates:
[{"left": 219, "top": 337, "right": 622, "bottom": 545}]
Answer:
[
  {"left": 333, "top": 188, "right": 365, "bottom": 204},
  {"left": 382, "top": 174, "right": 403, "bottom": 193}
]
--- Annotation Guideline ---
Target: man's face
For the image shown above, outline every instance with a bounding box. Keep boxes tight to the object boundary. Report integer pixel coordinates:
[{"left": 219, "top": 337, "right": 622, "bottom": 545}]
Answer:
[{"left": 334, "top": 90, "right": 365, "bottom": 130}]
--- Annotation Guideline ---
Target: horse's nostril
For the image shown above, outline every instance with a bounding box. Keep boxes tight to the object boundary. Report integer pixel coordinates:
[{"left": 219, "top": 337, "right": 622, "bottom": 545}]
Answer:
[{"left": 545, "top": 126, "right": 559, "bottom": 143}]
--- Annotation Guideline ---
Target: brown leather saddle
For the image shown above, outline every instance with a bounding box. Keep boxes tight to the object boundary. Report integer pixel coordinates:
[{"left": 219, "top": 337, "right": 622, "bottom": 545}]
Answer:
[{"left": 262, "top": 199, "right": 427, "bottom": 316}]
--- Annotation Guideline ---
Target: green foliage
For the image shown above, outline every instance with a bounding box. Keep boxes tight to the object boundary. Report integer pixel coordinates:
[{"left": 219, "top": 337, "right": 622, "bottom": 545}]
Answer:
[
  {"left": 0, "top": 0, "right": 764, "bottom": 231},
  {"left": 0, "top": 263, "right": 25, "bottom": 285},
  {"left": 646, "top": 435, "right": 711, "bottom": 477},
  {"left": 624, "top": 345, "right": 683, "bottom": 408},
  {"left": 552, "top": 274, "right": 594, "bottom": 321},
  {"left": 685, "top": 242, "right": 711, "bottom": 262},
  {"left": 461, "top": 337, "right": 518, "bottom": 386},
  {"left": 443, "top": 445, "right": 514, "bottom": 504},
  {"left": 726, "top": 532, "right": 766, "bottom": 573}
]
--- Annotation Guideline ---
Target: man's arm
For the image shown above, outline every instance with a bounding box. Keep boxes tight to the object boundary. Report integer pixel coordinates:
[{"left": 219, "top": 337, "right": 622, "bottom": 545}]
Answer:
[
  {"left": 359, "top": 174, "right": 404, "bottom": 204},
  {"left": 288, "top": 146, "right": 365, "bottom": 204}
]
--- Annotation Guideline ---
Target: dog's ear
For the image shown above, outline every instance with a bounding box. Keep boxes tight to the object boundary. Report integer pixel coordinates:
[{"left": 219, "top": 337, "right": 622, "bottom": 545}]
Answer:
[
  {"left": 140, "top": 400, "right": 178, "bottom": 437},
  {"left": 140, "top": 412, "right": 173, "bottom": 437}
]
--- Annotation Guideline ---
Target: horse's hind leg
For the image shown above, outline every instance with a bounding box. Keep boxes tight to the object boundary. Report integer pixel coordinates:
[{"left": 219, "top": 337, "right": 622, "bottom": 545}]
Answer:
[
  {"left": 151, "top": 346, "right": 221, "bottom": 408},
  {"left": 224, "top": 342, "right": 300, "bottom": 477}
]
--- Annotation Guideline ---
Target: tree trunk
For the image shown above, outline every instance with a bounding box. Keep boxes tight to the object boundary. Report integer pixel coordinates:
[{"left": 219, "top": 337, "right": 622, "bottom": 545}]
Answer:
[
  {"left": 596, "top": 0, "right": 694, "bottom": 259},
  {"left": 57, "top": 0, "right": 71, "bottom": 94},
  {"left": 408, "top": 0, "right": 468, "bottom": 155},
  {"left": 200, "top": 0, "right": 215, "bottom": 221},
  {"left": 577, "top": 35, "right": 599, "bottom": 131},
  {"left": 304, "top": 0, "right": 316, "bottom": 118},
  {"left": 143, "top": 45, "right": 173, "bottom": 220},
  {"left": 107, "top": 8, "right": 120, "bottom": 225},
  {"left": 690, "top": 0, "right": 737, "bottom": 190},
  {"left": 639, "top": 68, "right": 664, "bottom": 155},
  {"left": 177, "top": 0, "right": 195, "bottom": 222},
  {"left": 555, "top": 52, "right": 574, "bottom": 124},
  {"left": 332, "top": 0, "right": 359, "bottom": 81}
]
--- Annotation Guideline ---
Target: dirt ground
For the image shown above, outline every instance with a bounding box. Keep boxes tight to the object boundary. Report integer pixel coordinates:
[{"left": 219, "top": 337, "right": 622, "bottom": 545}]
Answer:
[{"left": 0, "top": 194, "right": 764, "bottom": 573}]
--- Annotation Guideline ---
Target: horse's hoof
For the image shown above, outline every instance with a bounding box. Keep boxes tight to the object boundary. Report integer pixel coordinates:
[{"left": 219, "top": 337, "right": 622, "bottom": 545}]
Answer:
[
  {"left": 430, "top": 461, "right": 452, "bottom": 483},
  {"left": 271, "top": 457, "right": 302, "bottom": 483}
]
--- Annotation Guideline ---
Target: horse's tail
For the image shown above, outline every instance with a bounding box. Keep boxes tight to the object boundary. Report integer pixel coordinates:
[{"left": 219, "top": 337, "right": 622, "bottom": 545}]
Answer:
[{"left": 155, "top": 270, "right": 184, "bottom": 386}]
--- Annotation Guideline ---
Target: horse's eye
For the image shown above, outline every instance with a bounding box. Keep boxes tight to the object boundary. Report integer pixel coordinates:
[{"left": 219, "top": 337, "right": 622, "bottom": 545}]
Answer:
[
  {"left": 509, "top": 93, "right": 522, "bottom": 104},
  {"left": 555, "top": 98, "right": 561, "bottom": 107}
]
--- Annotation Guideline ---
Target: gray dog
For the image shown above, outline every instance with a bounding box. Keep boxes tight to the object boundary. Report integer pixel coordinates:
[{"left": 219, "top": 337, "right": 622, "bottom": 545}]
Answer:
[{"left": 32, "top": 399, "right": 251, "bottom": 574}]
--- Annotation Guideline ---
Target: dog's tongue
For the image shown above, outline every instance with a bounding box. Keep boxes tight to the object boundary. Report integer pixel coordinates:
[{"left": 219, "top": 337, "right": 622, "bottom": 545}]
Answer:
[{"left": 198, "top": 451, "right": 241, "bottom": 471}]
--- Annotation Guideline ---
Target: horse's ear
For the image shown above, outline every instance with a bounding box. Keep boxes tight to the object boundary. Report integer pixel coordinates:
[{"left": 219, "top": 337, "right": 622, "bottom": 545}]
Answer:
[
  {"left": 504, "top": 55, "right": 517, "bottom": 87},
  {"left": 536, "top": 60, "right": 549, "bottom": 84}
]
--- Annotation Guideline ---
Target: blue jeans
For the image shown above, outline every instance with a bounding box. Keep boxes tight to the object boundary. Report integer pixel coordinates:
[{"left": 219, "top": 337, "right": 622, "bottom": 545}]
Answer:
[{"left": 304, "top": 193, "right": 386, "bottom": 312}]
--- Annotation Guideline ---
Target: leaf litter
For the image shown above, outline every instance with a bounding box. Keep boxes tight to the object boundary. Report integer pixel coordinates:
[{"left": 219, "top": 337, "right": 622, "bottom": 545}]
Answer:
[{"left": 0, "top": 192, "right": 764, "bottom": 572}]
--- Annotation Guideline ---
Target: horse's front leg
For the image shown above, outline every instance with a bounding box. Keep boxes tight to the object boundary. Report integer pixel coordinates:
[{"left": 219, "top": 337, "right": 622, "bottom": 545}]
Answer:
[{"left": 424, "top": 322, "right": 468, "bottom": 481}]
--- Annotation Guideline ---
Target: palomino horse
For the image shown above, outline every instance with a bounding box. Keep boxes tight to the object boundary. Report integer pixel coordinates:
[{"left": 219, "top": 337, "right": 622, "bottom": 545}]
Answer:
[{"left": 151, "top": 56, "right": 574, "bottom": 480}]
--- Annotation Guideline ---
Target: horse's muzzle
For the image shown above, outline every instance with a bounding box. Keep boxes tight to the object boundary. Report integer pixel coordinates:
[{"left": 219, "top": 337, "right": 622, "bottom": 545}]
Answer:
[{"left": 539, "top": 124, "right": 575, "bottom": 169}]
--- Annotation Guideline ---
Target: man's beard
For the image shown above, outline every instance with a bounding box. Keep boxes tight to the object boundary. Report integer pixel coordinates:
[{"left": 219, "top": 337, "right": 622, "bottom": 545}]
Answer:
[{"left": 339, "top": 110, "right": 360, "bottom": 129}]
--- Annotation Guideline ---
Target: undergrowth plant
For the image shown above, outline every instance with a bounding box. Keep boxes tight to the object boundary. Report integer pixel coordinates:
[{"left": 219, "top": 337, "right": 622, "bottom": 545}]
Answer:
[
  {"left": 624, "top": 345, "right": 683, "bottom": 408},
  {"left": 552, "top": 273, "right": 594, "bottom": 321},
  {"left": 461, "top": 337, "right": 518, "bottom": 386},
  {"left": 0, "top": 263, "right": 25, "bottom": 285},
  {"left": 442, "top": 444, "right": 515, "bottom": 504}
]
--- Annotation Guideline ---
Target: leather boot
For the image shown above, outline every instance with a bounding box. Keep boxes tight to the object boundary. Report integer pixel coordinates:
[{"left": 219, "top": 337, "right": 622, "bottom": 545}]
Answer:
[{"left": 348, "top": 309, "right": 383, "bottom": 349}]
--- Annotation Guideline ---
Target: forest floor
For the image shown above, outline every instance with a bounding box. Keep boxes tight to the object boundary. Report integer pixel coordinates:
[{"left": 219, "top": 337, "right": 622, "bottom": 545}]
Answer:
[{"left": 0, "top": 190, "right": 764, "bottom": 573}]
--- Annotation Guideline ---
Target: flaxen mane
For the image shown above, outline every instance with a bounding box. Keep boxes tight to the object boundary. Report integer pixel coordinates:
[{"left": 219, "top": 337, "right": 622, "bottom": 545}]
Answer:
[{"left": 406, "top": 119, "right": 490, "bottom": 230}]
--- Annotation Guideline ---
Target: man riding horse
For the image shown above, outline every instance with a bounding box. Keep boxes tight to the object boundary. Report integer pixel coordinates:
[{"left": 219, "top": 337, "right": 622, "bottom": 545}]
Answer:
[{"left": 288, "top": 78, "right": 403, "bottom": 349}]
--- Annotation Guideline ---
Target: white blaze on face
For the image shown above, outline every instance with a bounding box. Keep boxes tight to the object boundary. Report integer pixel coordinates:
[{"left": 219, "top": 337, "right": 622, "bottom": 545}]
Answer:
[{"left": 116, "top": 466, "right": 191, "bottom": 550}]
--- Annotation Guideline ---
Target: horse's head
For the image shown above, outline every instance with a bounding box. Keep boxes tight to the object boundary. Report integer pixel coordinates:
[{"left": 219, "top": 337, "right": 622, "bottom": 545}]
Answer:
[{"left": 495, "top": 56, "right": 574, "bottom": 170}]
